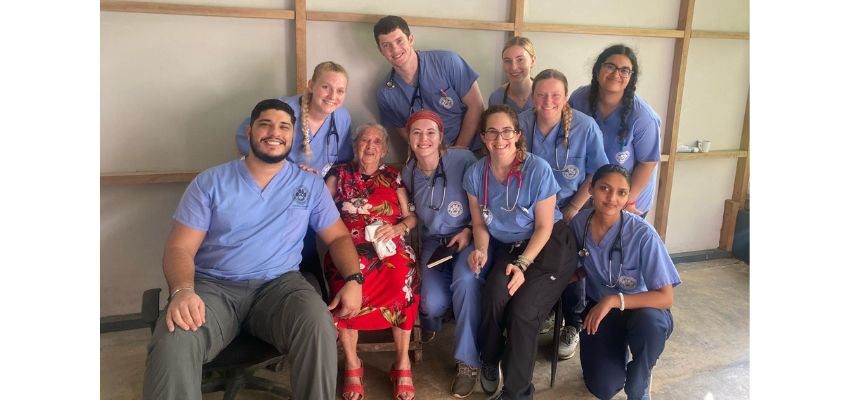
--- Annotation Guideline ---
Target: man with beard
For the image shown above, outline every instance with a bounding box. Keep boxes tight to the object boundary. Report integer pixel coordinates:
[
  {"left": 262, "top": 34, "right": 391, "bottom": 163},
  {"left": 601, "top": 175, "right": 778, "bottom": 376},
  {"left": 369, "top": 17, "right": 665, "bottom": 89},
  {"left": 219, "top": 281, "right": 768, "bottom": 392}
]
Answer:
[{"left": 142, "top": 99, "right": 363, "bottom": 400}]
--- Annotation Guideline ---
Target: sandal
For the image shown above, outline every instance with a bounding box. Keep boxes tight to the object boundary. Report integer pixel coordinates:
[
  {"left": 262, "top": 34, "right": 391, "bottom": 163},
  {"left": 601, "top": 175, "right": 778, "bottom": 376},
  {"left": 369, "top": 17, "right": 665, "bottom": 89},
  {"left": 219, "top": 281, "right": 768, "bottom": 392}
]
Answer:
[
  {"left": 342, "top": 358, "right": 365, "bottom": 400},
  {"left": 388, "top": 364, "right": 415, "bottom": 400}
]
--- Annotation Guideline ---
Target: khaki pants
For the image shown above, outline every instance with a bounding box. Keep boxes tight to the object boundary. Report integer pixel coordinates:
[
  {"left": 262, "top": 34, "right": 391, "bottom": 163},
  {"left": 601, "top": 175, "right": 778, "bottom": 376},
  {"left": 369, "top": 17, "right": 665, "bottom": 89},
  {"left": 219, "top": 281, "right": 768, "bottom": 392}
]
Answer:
[{"left": 142, "top": 271, "right": 337, "bottom": 400}]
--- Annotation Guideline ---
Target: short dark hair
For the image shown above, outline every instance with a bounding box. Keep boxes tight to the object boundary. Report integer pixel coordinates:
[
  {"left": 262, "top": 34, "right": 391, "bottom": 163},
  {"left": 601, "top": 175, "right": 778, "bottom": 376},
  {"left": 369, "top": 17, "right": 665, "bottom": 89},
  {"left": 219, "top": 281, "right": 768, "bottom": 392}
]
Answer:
[
  {"left": 591, "top": 164, "right": 632, "bottom": 189},
  {"left": 373, "top": 15, "right": 411, "bottom": 45},
  {"left": 249, "top": 99, "right": 296, "bottom": 126}
]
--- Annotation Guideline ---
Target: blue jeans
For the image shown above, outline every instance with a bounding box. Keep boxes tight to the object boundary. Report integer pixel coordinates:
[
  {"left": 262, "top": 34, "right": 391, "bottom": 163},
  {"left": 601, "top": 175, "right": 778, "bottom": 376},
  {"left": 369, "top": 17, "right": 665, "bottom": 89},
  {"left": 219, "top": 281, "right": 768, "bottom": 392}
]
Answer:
[
  {"left": 579, "top": 301, "right": 674, "bottom": 400},
  {"left": 418, "top": 237, "right": 493, "bottom": 367}
]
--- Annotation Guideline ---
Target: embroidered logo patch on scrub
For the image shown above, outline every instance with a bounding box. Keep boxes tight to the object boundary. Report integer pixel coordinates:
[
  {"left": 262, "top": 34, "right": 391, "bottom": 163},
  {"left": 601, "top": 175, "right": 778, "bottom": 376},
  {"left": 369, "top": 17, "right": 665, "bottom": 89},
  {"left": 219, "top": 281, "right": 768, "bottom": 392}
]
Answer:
[
  {"left": 447, "top": 201, "right": 463, "bottom": 217},
  {"left": 615, "top": 151, "right": 631, "bottom": 164},
  {"left": 618, "top": 275, "right": 637, "bottom": 290},
  {"left": 562, "top": 165, "right": 580, "bottom": 180},
  {"left": 439, "top": 89, "right": 454, "bottom": 109},
  {"left": 294, "top": 185, "right": 310, "bottom": 206}
]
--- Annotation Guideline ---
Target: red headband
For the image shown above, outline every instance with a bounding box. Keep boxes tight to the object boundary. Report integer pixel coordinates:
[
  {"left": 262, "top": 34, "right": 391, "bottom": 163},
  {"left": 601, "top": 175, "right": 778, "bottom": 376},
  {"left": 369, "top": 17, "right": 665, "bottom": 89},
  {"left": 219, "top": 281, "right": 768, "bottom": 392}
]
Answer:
[{"left": 405, "top": 109, "right": 444, "bottom": 133}]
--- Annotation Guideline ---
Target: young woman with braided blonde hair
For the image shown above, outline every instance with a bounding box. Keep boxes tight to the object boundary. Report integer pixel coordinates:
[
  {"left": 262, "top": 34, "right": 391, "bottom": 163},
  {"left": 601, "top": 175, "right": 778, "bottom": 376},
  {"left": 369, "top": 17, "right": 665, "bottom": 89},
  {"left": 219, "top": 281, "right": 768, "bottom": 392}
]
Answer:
[
  {"left": 569, "top": 45, "right": 662, "bottom": 218},
  {"left": 236, "top": 61, "right": 354, "bottom": 178},
  {"left": 518, "top": 68, "right": 609, "bottom": 363},
  {"left": 234, "top": 61, "right": 355, "bottom": 301}
]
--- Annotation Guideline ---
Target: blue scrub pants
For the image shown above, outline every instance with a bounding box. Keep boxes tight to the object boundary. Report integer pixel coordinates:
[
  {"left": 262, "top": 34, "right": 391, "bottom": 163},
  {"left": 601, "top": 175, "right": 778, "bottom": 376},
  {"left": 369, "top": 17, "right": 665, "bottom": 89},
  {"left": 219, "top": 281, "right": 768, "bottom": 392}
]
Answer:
[
  {"left": 418, "top": 236, "right": 493, "bottom": 368},
  {"left": 579, "top": 300, "right": 674, "bottom": 400},
  {"left": 560, "top": 278, "right": 586, "bottom": 329}
]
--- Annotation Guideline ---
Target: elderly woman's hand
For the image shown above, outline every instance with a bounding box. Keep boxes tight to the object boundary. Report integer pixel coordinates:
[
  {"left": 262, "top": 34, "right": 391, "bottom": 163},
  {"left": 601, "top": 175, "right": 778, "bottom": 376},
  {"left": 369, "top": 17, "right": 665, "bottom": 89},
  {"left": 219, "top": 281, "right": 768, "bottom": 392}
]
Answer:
[{"left": 374, "top": 222, "right": 404, "bottom": 243}]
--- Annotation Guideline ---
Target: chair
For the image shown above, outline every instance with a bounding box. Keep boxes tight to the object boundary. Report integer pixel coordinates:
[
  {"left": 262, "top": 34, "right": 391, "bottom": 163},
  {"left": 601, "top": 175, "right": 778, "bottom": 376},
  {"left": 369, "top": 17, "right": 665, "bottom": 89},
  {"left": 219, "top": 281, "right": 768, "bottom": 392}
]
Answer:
[
  {"left": 141, "top": 288, "right": 290, "bottom": 400},
  {"left": 549, "top": 299, "right": 565, "bottom": 387}
]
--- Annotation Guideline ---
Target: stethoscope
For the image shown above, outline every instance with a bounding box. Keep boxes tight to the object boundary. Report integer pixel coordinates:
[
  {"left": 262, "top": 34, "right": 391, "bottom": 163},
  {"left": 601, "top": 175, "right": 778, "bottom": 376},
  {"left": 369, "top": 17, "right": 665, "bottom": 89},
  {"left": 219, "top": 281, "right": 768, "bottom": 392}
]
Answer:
[
  {"left": 500, "top": 79, "right": 533, "bottom": 109},
  {"left": 530, "top": 117, "right": 572, "bottom": 172},
  {"left": 481, "top": 156, "right": 523, "bottom": 222},
  {"left": 385, "top": 51, "right": 424, "bottom": 115},
  {"left": 407, "top": 157, "right": 447, "bottom": 212},
  {"left": 578, "top": 209, "right": 625, "bottom": 288}
]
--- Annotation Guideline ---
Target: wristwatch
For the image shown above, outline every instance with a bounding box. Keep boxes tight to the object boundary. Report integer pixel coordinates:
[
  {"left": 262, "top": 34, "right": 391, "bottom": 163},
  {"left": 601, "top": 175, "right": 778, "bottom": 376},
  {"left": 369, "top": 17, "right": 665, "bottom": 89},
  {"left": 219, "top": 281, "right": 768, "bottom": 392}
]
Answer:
[{"left": 344, "top": 272, "right": 365, "bottom": 285}]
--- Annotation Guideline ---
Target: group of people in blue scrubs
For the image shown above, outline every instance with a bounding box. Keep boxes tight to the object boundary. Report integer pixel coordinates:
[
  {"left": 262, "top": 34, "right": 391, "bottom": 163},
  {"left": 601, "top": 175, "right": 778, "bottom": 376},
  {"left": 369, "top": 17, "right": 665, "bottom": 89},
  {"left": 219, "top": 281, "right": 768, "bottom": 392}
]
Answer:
[{"left": 143, "top": 13, "right": 681, "bottom": 400}]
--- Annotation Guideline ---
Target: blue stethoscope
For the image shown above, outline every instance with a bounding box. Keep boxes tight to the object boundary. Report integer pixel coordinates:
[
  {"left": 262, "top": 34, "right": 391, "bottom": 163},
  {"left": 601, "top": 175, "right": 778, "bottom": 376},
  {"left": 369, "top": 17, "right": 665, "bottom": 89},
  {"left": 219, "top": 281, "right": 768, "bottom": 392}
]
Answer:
[
  {"left": 407, "top": 157, "right": 447, "bottom": 212},
  {"left": 481, "top": 157, "right": 524, "bottom": 222},
  {"left": 530, "top": 117, "right": 572, "bottom": 172},
  {"left": 578, "top": 209, "right": 625, "bottom": 288},
  {"left": 385, "top": 51, "right": 424, "bottom": 115}
]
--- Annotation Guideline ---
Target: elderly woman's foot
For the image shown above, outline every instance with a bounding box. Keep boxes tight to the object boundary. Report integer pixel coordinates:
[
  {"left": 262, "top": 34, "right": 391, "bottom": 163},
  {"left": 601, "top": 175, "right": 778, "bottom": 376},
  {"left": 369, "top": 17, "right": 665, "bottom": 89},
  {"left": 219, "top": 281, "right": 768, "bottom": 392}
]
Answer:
[
  {"left": 342, "top": 358, "right": 365, "bottom": 400},
  {"left": 389, "top": 361, "right": 415, "bottom": 400}
]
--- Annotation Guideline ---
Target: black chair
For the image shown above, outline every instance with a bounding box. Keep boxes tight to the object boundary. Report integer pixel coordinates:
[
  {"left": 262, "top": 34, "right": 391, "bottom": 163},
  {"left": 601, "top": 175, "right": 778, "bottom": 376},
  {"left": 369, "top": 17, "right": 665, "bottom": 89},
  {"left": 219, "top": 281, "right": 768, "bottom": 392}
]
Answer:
[
  {"left": 549, "top": 299, "right": 565, "bottom": 387},
  {"left": 141, "top": 288, "right": 291, "bottom": 400}
]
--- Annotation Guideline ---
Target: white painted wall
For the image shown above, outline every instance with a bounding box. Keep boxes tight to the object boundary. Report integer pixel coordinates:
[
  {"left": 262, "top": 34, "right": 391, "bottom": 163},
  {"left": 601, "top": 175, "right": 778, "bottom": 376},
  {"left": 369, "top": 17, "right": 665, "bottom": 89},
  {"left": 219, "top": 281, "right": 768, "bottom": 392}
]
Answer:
[{"left": 100, "top": 0, "right": 749, "bottom": 316}]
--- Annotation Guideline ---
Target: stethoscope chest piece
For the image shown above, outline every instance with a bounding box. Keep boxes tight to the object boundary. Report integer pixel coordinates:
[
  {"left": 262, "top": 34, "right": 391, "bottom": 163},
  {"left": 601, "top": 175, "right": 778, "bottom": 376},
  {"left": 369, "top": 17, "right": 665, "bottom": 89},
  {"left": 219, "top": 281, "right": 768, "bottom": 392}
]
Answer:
[
  {"left": 481, "top": 206, "right": 493, "bottom": 225},
  {"left": 578, "top": 248, "right": 589, "bottom": 257},
  {"left": 386, "top": 79, "right": 395, "bottom": 89}
]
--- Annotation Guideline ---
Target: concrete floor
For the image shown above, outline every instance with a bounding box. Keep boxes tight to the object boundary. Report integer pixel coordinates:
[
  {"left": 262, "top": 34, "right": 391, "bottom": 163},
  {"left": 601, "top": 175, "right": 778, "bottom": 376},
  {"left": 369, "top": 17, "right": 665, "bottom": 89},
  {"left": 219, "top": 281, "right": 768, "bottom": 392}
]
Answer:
[{"left": 101, "top": 258, "right": 749, "bottom": 399}]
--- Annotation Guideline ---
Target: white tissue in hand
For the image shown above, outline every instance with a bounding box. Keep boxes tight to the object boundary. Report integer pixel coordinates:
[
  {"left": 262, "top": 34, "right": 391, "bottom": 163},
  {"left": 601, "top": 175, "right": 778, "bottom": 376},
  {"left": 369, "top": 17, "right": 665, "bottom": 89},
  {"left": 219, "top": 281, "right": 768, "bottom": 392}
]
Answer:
[{"left": 364, "top": 221, "right": 397, "bottom": 259}]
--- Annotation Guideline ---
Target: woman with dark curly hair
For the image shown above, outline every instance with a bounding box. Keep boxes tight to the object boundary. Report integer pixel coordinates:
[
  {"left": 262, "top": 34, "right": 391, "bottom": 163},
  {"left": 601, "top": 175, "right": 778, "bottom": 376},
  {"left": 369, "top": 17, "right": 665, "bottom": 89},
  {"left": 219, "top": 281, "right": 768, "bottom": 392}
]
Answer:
[{"left": 569, "top": 45, "right": 662, "bottom": 218}]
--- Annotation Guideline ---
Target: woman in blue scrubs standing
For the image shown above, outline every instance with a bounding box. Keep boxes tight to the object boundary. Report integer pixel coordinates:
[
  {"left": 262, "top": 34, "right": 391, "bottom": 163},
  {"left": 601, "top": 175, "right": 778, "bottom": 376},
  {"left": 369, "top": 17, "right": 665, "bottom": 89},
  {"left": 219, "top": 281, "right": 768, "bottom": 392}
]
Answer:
[
  {"left": 569, "top": 45, "right": 661, "bottom": 217},
  {"left": 519, "top": 68, "right": 609, "bottom": 361},
  {"left": 571, "top": 164, "right": 681, "bottom": 400},
  {"left": 488, "top": 36, "right": 536, "bottom": 115},
  {"left": 401, "top": 110, "right": 483, "bottom": 398},
  {"left": 463, "top": 104, "right": 578, "bottom": 400}
]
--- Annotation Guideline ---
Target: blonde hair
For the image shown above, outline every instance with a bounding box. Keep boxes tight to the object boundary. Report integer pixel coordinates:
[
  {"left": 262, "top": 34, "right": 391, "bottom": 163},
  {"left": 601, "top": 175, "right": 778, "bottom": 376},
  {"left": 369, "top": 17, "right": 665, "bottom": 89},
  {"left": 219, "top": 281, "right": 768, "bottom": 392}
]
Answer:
[
  {"left": 300, "top": 61, "right": 349, "bottom": 160},
  {"left": 502, "top": 36, "right": 536, "bottom": 60},
  {"left": 531, "top": 69, "right": 573, "bottom": 154}
]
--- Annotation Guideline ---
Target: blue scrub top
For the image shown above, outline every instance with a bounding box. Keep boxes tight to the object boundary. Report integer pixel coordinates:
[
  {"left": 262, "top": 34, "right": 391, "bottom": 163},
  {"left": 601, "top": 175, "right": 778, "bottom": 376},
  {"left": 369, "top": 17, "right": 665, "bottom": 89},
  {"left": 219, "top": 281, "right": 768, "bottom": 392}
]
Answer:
[
  {"left": 402, "top": 148, "right": 477, "bottom": 239},
  {"left": 569, "top": 209, "right": 681, "bottom": 303},
  {"left": 462, "top": 153, "right": 563, "bottom": 243},
  {"left": 174, "top": 159, "right": 339, "bottom": 281},
  {"left": 235, "top": 94, "right": 354, "bottom": 177},
  {"left": 487, "top": 85, "right": 533, "bottom": 115},
  {"left": 519, "top": 109, "right": 609, "bottom": 209},
  {"left": 377, "top": 50, "right": 481, "bottom": 150},
  {"left": 569, "top": 85, "right": 661, "bottom": 213}
]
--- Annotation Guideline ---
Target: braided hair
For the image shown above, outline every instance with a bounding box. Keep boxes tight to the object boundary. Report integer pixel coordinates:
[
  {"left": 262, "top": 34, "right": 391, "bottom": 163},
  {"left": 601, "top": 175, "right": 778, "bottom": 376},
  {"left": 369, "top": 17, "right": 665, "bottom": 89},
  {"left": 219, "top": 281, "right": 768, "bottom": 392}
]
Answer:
[
  {"left": 588, "top": 44, "right": 639, "bottom": 148},
  {"left": 300, "top": 61, "right": 349, "bottom": 161},
  {"left": 531, "top": 69, "right": 573, "bottom": 153}
]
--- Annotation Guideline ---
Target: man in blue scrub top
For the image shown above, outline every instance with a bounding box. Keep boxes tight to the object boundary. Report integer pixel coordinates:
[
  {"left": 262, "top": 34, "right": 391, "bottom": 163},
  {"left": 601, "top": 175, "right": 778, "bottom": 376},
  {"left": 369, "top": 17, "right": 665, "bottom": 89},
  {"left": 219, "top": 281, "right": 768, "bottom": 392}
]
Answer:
[
  {"left": 373, "top": 15, "right": 486, "bottom": 151},
  {"left": 142, "top": 99, "right": 363, "bottom": 400}
]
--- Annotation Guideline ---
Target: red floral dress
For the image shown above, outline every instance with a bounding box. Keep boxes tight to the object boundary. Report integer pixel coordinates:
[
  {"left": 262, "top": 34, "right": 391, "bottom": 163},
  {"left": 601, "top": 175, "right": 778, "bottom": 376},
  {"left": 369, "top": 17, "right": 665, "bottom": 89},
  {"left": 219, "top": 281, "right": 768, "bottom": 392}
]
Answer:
[{"left": 324, "top": 162, "right": 420, "bottom": 331}]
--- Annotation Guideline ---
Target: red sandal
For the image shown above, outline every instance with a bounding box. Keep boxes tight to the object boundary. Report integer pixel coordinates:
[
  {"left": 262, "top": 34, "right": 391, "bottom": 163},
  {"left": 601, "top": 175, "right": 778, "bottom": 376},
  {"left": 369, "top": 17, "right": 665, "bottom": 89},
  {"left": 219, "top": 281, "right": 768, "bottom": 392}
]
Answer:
[
  {"left": 342, "top": 358, "right": 365, "bottom": 400},
  {"left": 388, "top": 364, "right": 415, "bottom": 400}
]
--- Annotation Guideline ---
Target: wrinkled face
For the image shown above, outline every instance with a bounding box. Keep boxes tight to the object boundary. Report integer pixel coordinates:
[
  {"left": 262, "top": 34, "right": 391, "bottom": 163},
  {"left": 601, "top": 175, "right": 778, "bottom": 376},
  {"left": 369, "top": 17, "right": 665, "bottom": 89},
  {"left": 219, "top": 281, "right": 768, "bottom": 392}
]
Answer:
[
  {"left": 355, "top": 127, "right": 388, "bottom": 165},
  {"left": 597, "top": 54, "right": 633, "bottom": 94},
  {"left": 590, "top": 172, "right": 630, "bottom": 216},
  {"left": 502, "top": 45, "right": 534, "bottom": 84},
  {"left": 532, "top": 78, "right": 567, "bottom": 121},
  {"left": 409, "top": 119, "right": 442, "bottom": 159},
  {"left": 247, "top": 109, "right": 294, "bottom": 164},
  {"left": 481, "top": 112, "right": 520, "bottom": 159},
  {"left": 377, "top": 28, "right": 415, "bottom": 68},
  {"left": 308, "top": 71, "right": 347, "bottom": 115}
]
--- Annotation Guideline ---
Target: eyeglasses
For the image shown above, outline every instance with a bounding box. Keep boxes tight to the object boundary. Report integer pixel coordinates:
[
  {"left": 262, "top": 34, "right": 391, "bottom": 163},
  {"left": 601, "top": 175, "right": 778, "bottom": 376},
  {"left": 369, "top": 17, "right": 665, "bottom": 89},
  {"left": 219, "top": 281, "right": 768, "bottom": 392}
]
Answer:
[
  {"left": 483, "top": 128, "right": 518, "bottom": 140},
  {"left": 601, "top": 62, "right": 633, "bottom": 78}
]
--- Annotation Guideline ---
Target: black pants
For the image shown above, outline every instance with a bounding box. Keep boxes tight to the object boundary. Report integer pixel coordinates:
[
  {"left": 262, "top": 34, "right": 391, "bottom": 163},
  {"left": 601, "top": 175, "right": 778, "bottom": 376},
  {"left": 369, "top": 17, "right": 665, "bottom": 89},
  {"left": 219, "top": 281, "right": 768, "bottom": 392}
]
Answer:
[{"left": 478, "top": 220, "right": 578, "bottom": 400}]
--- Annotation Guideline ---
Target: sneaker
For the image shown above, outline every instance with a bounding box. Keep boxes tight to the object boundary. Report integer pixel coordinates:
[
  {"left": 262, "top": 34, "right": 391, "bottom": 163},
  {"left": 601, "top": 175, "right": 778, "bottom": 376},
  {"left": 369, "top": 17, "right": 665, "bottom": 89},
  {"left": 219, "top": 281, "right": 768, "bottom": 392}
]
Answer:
[
  {"left": 479, "top": 362, "right": 502, "bottom": 396},
  {"left": 558, "top": 325, "right": 580, "bottom": 360},
  {"left": 421, "top": 330, "right": 437, "bottom": 343},
  {"left": 451, "top": 362, "right": 479, "bottom": 398},
  {"left": 539, "top": 312, "right": 556, "bottom": 334}
]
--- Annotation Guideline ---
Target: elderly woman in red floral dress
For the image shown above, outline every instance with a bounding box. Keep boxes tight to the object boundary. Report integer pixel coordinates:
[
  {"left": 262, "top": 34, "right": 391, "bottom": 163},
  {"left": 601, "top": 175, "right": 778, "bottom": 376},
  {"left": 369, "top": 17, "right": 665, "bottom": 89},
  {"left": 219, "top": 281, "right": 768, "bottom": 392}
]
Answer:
[{"left": 324, "top": 122, "right": 420, "bottom": 400}]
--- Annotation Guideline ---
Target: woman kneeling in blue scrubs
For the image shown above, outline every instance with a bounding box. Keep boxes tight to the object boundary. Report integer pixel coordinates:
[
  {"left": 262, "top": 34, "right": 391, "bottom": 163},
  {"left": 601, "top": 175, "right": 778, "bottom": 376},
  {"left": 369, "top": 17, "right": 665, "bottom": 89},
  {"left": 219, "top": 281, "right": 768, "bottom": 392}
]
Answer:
[{"left": 571, "top": 164, "right": 681, "bottom": 400}]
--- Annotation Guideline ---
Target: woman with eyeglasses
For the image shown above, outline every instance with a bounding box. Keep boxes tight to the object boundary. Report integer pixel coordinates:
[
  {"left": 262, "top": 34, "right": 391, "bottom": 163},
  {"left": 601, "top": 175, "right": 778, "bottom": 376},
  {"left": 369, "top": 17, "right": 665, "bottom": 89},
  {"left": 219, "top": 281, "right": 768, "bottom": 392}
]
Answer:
[
  {"left": 488, "top": 36, "right": 536, "bottom": 115},
  {"left": 570, "top": 164, "right": 680, "bottom": 400},
  {"left": 400, "top": 109, "right": 483, "bottom": 398},
  {"left": 234, "top": 61, "right": 355, "bottom": 302},
  {"left": 569, "top": 45, "right": 661, "bottom": 218},
  {"left": 519, "top": 68, "right": 609, "bottom": 361},
  {"left": 463, "top": 104, "right": 578, "bottom": 399}
]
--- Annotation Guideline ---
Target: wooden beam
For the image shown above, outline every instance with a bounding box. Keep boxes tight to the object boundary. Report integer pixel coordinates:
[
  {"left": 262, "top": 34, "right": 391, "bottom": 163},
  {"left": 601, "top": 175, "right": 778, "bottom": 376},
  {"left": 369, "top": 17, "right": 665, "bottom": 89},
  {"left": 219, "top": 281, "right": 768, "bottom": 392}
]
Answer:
[
  {"left": 295, "top": 0, "right": 307, "bottom": 94},
  {"left": 512, "top": 0, "right": 525, "bottom": 37},
  {"left": 691, "top": 30, "right": 749, "bottom": 40},
  {"left": 101, "top": 171, "right": 199, "bottom": 185},
  {"left": 731, "top": 93, "right": 750, "bottom": 204},
  {"left": 306, "top": 11, "right": 514, "bottom": 31},
  {"left": 675, "top": 150, "right": 748, "bottom": 161},
  {"left": 100, "top": 1, "right": 295, "bottom": 20},
  {"left": 719, "top": 199, "right": 742, "bottom": 251},
  {"left": 524, "top": 23, "right": 683, "bottom": 38},
  {"left": 653, "top": 0, "right": 695, "bottom": 242}
]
